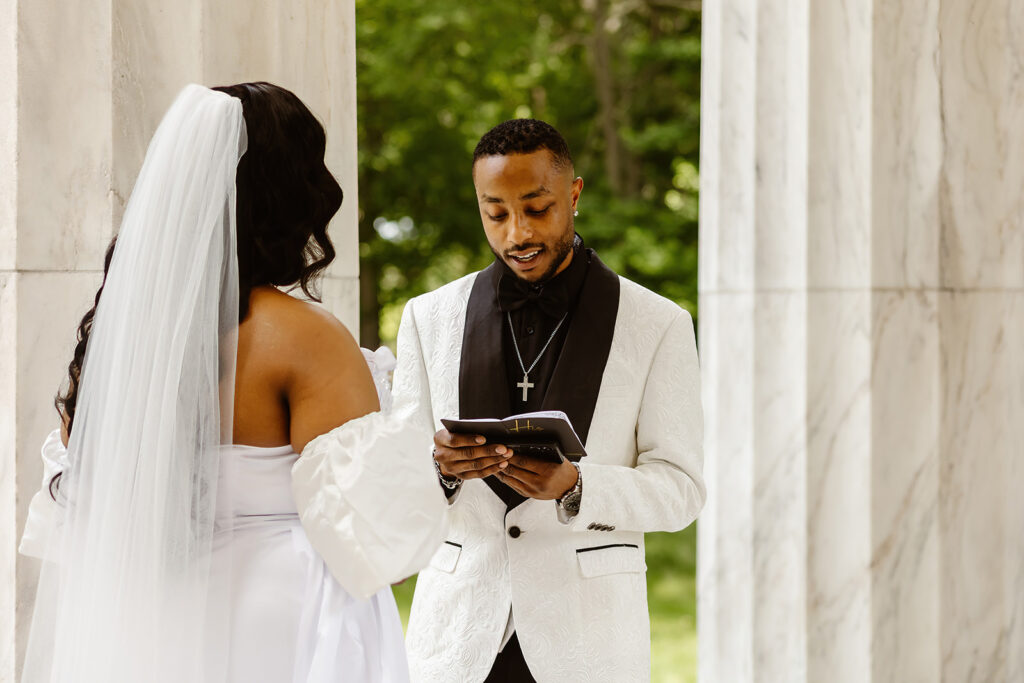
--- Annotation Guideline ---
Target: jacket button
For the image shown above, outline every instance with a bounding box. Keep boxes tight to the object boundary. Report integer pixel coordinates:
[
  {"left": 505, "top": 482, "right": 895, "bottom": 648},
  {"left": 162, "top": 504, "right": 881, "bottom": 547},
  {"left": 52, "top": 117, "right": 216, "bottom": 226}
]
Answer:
[{"left": 508, "top": 526, "right": 521, "bottom": 538}]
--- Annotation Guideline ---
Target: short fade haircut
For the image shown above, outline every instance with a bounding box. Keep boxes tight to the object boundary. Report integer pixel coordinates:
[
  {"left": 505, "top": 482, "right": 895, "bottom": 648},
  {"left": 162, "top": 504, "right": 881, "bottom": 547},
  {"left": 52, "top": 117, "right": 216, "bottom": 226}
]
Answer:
[{"left": 472, "top": 118, "right": 574, "bottom": 172}]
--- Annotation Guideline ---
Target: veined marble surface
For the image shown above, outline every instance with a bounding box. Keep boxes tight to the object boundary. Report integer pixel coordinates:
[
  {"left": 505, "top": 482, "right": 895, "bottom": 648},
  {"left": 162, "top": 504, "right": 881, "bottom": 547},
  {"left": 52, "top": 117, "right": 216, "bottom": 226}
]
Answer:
[
  {"left": 937, "top": 292, "right": 1024, "bottom": 682},
  {"left": 0, "top": 2, "right": 361, "bottom": 679},
  {"left": 11, "top": 271, "right": 102, "bottom": 674},
  {"left": 872, "top": 0, "right": 942, "bottom": 289},
  {"left": 697, "top": 292, "right": 756, "bottom": 683},
  {"left": 320, "top": 274, "right": 361, "bottom": 341},
  {"left": 17, "top": 0, "right": 115, "bottom": 271},
  {"left": 806, "top": 1, "right": 872, "bottom": 290},
  {"left": 938, "top": 1, "right": 1024, "bottom": 289},
  {"left": 805, "top": 292, "right": 873, "bottom": 683},
  {"left": 0, "top": 0, "right": 15, "bottom": 273},
  {"left": 869, "top": 291, "right": 941, "bottom": 683},
  {"left": 0, "top": 273, "right": 16, "bottom": 678},
  {"left": 700, "top": 0, "right": 1024, "bottom": 681}
]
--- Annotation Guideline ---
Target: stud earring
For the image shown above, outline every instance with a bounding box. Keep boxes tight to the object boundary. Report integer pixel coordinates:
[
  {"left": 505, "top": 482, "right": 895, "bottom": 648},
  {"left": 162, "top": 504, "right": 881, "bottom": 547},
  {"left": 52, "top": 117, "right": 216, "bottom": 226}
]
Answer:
[{"left": 574, "top": 209, "right": 579, "bottom": 217}]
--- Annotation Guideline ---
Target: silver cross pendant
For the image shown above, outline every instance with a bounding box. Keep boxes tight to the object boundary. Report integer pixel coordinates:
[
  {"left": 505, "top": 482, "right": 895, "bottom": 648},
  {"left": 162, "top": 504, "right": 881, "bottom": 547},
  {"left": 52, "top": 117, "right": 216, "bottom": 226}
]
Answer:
[{"left": 517, "top": 373, "right": 535, "bottom": 402}]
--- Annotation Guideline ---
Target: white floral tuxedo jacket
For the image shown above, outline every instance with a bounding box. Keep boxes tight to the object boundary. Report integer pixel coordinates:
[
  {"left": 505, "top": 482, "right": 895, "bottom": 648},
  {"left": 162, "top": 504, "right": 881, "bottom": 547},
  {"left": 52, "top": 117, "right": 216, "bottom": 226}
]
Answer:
[{"left": 396, "top": 265, "right": 705, "bottom": 683}]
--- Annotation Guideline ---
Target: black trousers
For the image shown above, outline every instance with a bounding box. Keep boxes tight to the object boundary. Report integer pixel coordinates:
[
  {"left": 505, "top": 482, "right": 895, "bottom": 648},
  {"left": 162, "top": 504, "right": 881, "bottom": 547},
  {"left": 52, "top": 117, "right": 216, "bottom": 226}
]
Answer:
[{"left": 484, "top": 633, "right": 536, "bottom": 682}]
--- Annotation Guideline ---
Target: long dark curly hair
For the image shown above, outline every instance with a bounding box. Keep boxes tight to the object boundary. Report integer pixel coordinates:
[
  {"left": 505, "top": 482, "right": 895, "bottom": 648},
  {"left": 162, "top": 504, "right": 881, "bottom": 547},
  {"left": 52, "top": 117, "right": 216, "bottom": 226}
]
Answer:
[{"left": 55, "top": 82, "right": 343, "bottom": 441}]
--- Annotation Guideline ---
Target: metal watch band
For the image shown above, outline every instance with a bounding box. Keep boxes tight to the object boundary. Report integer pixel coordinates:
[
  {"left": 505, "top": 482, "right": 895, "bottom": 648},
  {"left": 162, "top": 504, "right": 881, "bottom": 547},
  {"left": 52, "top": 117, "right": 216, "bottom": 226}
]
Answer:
[
  {"left": 557, "top": 461, "right": 583, "bottom": 514},
  {"left": 433, "top": 452, "right": 462, "bottom": 490}
]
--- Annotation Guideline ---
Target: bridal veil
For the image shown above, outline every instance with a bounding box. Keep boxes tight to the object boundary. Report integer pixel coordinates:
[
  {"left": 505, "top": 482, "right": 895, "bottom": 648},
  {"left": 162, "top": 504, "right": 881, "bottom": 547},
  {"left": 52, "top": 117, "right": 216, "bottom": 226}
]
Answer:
[{"left": 22, "top": 85, "right": 246, "bottom": 682}]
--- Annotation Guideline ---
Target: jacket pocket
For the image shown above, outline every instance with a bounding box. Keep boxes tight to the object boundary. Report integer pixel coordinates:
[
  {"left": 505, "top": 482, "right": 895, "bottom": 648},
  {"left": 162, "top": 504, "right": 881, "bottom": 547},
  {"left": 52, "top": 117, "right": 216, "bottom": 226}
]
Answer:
[
  {"left": 575, "top": 543, "right": 646, "bottom": 578},
  {"left": 429, "top": 540, "right": 462, "bottom": 573}
]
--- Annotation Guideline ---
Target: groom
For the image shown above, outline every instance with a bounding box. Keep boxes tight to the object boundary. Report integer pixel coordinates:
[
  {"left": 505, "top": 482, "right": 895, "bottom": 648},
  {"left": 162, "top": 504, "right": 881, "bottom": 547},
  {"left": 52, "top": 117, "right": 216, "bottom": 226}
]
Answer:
[{"left": 393, "top": 119, "right": 705, "bottom": 682}]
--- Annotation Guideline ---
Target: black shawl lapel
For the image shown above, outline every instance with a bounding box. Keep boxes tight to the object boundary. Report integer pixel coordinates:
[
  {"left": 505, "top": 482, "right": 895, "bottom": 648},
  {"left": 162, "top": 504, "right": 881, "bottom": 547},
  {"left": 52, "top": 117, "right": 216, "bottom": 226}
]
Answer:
[
  {"left": 541, "top": 251, "right": 620, "bottom": 446},
  {"left": 458, "top": 252, "right": 621, "bottom": 511},
  {"left": 458, "top": 264, "right": 522, "bottom": 507}
]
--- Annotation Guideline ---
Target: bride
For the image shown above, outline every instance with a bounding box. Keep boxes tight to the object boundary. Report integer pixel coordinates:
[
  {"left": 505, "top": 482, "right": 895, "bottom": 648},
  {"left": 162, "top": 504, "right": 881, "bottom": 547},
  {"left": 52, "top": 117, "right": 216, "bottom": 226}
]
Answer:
[{"left": 19, "top": 83, "right": 446, "bottom": 682}]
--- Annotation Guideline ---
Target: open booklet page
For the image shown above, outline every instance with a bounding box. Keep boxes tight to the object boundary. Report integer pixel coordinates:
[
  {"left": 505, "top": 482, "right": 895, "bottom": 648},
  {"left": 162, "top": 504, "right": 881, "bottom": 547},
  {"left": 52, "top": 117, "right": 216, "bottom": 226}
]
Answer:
[{"left": 441, "top": 410, "right": 586, "bottom": 463}]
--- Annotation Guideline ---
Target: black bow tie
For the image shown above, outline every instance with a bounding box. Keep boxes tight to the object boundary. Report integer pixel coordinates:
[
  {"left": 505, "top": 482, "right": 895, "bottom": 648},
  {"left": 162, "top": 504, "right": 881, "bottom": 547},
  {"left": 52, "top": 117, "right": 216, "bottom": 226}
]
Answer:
[{"left": 496, "top": 272, "right": 570, "bottom": 319}]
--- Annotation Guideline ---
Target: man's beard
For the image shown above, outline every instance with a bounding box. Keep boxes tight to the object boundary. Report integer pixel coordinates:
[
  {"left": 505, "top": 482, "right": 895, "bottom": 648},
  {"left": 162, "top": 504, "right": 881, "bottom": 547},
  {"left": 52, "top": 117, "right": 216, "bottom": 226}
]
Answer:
[
  {"left": 494, "top": 225, "right": 576, "bottom": 285},
  {"left": 533, "top": 229, "right": 576, "bottom": 283}
]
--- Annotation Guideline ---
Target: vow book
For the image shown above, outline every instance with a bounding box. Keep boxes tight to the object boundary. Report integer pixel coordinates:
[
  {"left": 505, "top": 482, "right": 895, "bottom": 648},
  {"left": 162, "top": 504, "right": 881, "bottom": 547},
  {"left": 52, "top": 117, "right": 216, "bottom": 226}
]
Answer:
[{"left": 441, "top": 410, "right": 586, "bottom": 464}]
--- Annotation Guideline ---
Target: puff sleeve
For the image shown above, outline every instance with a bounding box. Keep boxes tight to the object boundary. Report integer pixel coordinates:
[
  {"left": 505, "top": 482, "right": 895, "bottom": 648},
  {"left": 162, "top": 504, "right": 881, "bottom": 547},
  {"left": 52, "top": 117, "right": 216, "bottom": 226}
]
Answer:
[
  {"left": 291, "top": 349, "right": 449, "bottom": 599},
  {"left": 19, "top": 429, "right": 71, "bottom": 560}
]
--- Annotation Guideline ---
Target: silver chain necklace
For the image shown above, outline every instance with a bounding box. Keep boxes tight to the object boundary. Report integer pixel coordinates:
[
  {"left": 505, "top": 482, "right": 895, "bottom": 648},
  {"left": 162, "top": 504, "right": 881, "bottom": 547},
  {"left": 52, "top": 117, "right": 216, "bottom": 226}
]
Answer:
[{"left": 507, "top": 311, "right": 567, "bottom": 402}]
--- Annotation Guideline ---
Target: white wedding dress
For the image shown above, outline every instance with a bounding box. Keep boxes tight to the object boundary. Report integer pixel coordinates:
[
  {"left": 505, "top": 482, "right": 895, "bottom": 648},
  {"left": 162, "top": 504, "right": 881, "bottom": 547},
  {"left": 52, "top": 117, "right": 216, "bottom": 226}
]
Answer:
[
  {"left": 211, "top": 445, "right": 406, "bottom": 682},
  {"left": 20, "top": 87, "right": 446, "bottom": 683},
  {"left": 21, "top": 348, "right": 438, "bottom": 682}
]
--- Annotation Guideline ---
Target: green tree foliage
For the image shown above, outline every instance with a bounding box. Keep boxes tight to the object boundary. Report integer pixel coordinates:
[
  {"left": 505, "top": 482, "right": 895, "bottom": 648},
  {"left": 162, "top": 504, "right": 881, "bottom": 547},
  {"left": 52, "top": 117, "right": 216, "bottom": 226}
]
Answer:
[{"left": 356, "top": 0, "right": 701, "bottom": 346}]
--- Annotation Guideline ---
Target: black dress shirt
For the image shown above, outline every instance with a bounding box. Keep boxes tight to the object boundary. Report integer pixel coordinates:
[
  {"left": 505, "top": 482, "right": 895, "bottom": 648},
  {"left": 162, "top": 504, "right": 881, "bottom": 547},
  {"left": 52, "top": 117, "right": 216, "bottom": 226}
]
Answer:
[{"left": 497, "top": 237, "right": 588, "bottom": 414}]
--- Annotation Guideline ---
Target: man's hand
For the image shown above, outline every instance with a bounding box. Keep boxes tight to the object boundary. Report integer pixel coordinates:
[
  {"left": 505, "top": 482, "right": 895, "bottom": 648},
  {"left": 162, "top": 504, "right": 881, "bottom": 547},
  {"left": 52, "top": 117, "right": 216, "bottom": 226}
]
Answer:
[
  {"left": 433, "top": 429, "right": 514, "bottom": 480},
  {"left": 496, "top": 455, "right": 579, "bottom": 500}
]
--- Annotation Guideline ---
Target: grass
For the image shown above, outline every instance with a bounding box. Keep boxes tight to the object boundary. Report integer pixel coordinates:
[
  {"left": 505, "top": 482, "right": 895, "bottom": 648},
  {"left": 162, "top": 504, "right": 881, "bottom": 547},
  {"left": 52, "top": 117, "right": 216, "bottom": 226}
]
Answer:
[
  {"left": 647, "top": 525, "right": 698, "bottom": 682},
  {"left": 392, "top": 573, "right": 418, "bottom": 626},
  {"left": 392, "top": 524, "right": 698, "bottom": 682}
]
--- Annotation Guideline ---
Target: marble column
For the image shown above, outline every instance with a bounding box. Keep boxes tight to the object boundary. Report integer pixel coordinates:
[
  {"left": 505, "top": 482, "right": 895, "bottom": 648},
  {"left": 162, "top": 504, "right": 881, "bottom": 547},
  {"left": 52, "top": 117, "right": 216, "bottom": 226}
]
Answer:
[
  {"left": 0, "top": 1, "right": 359, "bottom": 677},
  {"left": 698, "top": 1, "right": 1024, "bottom": 682}
]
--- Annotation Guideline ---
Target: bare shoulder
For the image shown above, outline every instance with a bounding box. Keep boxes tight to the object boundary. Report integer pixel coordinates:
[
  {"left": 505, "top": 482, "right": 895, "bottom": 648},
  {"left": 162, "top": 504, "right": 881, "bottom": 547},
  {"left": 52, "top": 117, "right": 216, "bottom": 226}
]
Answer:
[
  {"left": 245, "top": 287, "right": 360, "bottom": 361},
  {"left": 243, "top": 287, "right": 377, "bottom": 452}
]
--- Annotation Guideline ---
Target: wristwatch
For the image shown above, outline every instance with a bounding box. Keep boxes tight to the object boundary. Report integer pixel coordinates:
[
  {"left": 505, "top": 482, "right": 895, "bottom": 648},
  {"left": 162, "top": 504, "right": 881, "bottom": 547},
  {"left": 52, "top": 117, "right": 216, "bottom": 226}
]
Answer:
[
  {"left": 433, "top": 452, "right": 462, "bottom": 490},
  {"left": 557, "top": 462, "right": 583, "bottom": 516}
]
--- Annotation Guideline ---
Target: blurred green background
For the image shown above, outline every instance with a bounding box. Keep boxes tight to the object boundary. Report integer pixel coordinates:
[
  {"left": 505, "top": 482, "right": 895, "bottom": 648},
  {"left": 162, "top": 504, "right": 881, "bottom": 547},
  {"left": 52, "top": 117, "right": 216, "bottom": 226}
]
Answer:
[{"left": 355, "top": 1, "right": 701, "bottom": 680}]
